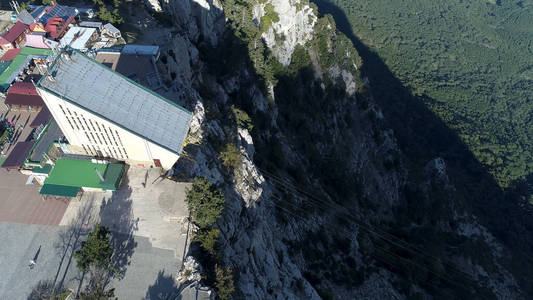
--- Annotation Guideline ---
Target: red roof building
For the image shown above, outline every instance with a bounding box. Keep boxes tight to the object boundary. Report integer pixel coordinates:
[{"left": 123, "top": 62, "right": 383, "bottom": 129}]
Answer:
[
  {"left": 0, "top": 48, "right": 22, "bottom": 62},
  {"left": 29, "top": 23, "right": 47, "bottom": 35},
  {"left": 5, "top": 82, "right": 45, "bottom": 108},
  {"left": 45, "top": 15, "right": 74, "bottom": 39},
  {"left": 0, "top": 21, "right": 30, "bottom": 50}
]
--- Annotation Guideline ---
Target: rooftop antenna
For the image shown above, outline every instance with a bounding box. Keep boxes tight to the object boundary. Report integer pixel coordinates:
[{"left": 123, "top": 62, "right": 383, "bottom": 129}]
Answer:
[
  {"left": 94, "top": 168, "right": 105, "bottom": 181},
  {"left": 10, "top": 1, "right": 20, "bottom": 14}
]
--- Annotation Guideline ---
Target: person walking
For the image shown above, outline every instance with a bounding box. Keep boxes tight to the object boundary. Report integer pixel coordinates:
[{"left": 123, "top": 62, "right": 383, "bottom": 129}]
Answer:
[
  {"left": 29, "top": 245, "right": 41, "bottom": 269},
  {"left": 28, "top": 259, "right": 36, "bottom": 269}
]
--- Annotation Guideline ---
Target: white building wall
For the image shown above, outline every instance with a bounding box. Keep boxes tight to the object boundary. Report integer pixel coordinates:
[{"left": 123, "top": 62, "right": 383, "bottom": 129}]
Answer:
[{"left": 37, "top": 88, "right": 180, "bottom": 169}]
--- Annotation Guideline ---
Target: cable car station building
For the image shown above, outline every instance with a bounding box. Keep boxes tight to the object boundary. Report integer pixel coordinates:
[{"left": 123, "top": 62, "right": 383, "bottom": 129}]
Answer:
[{"left": 35, "top": 48, "right": 192, "bottom": 170}]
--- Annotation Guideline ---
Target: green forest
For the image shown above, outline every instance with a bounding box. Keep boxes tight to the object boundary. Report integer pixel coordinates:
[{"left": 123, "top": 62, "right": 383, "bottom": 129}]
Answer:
[{"left": 314, "top": 0, "right": 533, "bottom": 188}]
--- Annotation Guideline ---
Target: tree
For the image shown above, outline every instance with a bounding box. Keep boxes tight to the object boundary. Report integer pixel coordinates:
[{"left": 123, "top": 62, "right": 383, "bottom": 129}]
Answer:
[
  {"left": 231, "top": 105, "right": 254, "bottom": 131},
  {"left": 18, "top": 1, "right": 30, "bottom": 12},
  {"left": 92, "top": 0, "right": 124, "bottom": 25},
  {"left": 220, "top": 143, "right": 242, "bottom": 170},
  {"left": 28, "top": 280, "right": 68, "bottom": 300},
  {"left": 193, "top": 228, "right": 219, "bottom": 255},
  {"left": 185, "top": 177, "right": 225, "bottom": 229},
  {"left": 78, "top": 266, "right": 116, "bottom": 300},
  {"left": 74, "top": 225, "right": 113, "bottom": 272},
  {"left": 215, "top": 265, "right": 234, "bottom": 300}
]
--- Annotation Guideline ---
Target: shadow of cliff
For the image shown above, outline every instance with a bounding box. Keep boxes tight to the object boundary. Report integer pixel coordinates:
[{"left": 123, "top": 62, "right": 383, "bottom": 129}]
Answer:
[{"left": 311, "top": 0, "right": 533, "bottom": 294}]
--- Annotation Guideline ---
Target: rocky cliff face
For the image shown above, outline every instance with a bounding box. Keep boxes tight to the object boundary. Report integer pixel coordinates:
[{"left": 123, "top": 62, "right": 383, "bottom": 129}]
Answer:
[
  {"left": 255, "top": 0, "right": 316, "bottom": 66},
  {"left": 151, "top": 0, "right": 525, "bottom": 298}
]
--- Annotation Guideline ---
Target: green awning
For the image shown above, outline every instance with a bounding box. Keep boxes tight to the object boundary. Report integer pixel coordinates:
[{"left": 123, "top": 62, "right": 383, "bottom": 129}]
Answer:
[
  {"left": 32, "top": 164, "right": 52, "bottom": 174},
  {"left": 100, "top": 163, "right": 125, "bottom": 190},
  {"left": 40, "top": 184, "right": 79, "bottom": 197},
  {"left": 44, "top": 158, "right": 107, "bottom": 189}
]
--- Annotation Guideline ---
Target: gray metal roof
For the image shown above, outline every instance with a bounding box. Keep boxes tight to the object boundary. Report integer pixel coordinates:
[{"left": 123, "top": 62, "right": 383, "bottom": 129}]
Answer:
[
  {"left": 17, "top": 10, "right": 35, "bottom": 25},
  {"left": 37, "top": 48, "right": 192, "bottom": 155},
  {"left": 122, "top": 44, "right": 159, "bottom": 56},
  {"left": 79, "top": 21, "right": 103, "bottom": 28},
  {"left": 103, "top": 23, "right": 120, "bottom": 34}
]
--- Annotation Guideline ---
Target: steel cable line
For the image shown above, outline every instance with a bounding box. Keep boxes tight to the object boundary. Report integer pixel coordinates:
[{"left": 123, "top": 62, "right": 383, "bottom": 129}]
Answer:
[
  {"left": 269, "top": 194, "right": 474, "bottom": 294},
  {"left": 258, "top": 166, "right": 479, "bottom": 285}
]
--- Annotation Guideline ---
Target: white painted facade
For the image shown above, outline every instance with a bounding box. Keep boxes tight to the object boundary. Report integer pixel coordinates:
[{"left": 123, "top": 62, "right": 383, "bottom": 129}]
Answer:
[{"left": 36, "top": 88, "right": 180, "bottom": 170}]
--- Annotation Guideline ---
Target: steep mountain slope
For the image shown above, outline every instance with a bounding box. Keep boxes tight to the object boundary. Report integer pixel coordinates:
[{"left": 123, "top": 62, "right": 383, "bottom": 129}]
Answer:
[
  {"left": 313, "top": 0, "right": 533, "bottom": 189},
  {"left": 153, "top": 0, "right": 533, "bottom": 298}
]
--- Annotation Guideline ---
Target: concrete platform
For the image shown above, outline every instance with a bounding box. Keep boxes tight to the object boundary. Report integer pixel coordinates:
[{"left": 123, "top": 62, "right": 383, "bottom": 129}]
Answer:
[{"left": 61, "top": 166, "right": 191, "bottom": 255}]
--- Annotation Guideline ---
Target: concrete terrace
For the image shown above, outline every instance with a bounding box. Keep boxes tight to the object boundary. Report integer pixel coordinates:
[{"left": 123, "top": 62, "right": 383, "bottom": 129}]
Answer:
[{"left": 0, "top": 167, "right": 190, "bottom": 299}]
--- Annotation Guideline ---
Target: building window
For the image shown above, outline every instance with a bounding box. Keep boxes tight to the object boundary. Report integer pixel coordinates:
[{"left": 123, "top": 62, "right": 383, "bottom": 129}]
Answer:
[
  {"left": 103, "top": 128, "right": 112, "bottom": 145},
  {"left": 122, "top": 147, "right": 129, "bottom": 159},
  {"left": 99, "top": 132, "right": 107, "bottom": 145},
  {"left": 77, "top": 117, "right": 85, "bottom": 130},
  {"left": 71, "top": 116, "right": 80, "bottom": 130},
  {"left": 59, "top": 104, "right": 66, "bottom": 114},
  {"left": 82, "top": 117, "right": 89, "bottom": 130},
  {"left": 115, "top": 130, "right": 124, "bottom": 147},
  {"left": 95, "top": 122, "right": 101, "bottom": 132},
  {"left": 90, "top": 132, "right": 97, "bottom": 144},
  {"left": 109, "top": 130, "right": 119, "bottom": 146},
  {"left": 65, "top": 116, "right": 74, "bottom": 130},
  {"left": 89, "top": 119, "right": 96, "bottom": 132}
]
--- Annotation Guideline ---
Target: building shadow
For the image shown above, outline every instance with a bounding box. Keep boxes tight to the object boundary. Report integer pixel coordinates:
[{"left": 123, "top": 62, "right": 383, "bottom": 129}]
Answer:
[
  {"left": 98, "top": 175, "right": 137, "bottom": 280},
  {"left": 144, "top": 270, "right": 179, "bottom": 300}
]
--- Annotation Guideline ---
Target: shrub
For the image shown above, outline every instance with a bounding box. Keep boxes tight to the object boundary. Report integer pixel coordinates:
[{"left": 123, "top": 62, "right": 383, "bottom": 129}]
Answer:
[
  {"left": 215, "top": 265, "right": 235, "bottom": 300},
  {"left": 231, "top": 105, "right": 254, "bottom": 131},
  {"left": 260, "top": 4, "right": 280, "bottom": 32},
  {"left": 28, "top": 280, "right": 67, "bottom": 300},
  {"left": 185, "top": 177, "right": 225, "bottom": 229},
  {"left": 220, "top": 143, "right": 242, "bottom": 170},
  {"left": 193, "top": 228, "right": 220, "bottom": 255}
]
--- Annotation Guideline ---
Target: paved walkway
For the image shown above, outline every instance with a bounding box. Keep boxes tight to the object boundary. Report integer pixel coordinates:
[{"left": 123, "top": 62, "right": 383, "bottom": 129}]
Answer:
[
  {"left": 0, "top": 169, "right": 68, "bottom": 226},
  {"left": 0, "top": 166, "right": 190, "bottom": 298}
]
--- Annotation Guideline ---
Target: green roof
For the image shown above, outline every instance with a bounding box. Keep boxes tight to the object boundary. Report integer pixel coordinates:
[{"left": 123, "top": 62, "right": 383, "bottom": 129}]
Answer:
[
  {"left": 32, "top": 164, "right": 52, "bottom": 174},
  {"left": 42, "top": 158, "right": 124, "bottom": 192},
  {"left": 100, "top": 163, "right": 125, "bottom": 190},
  {"left": 0, "top": 47, "right": 55, "bottom": 91},
  {"left": 20, "top": 47, "right": 55, "bottom": 56},
  {"left": 44, "top": 158, "right": 108, "bottom": 189},
  {"left": 40, "top": 184, "right": 79, "bottom": 197},
  {"left": 0, "top": 62, "right": 10, "bottom": 75}
]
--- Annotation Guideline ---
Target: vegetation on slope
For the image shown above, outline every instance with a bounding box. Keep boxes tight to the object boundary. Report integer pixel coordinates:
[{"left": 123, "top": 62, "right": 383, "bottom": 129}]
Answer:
[
  {"left": 314, "top": 0, "right": 533, "bottom": 189},
  {"left": 185, "top": 178, "right": 234, "bottom": 299}
]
